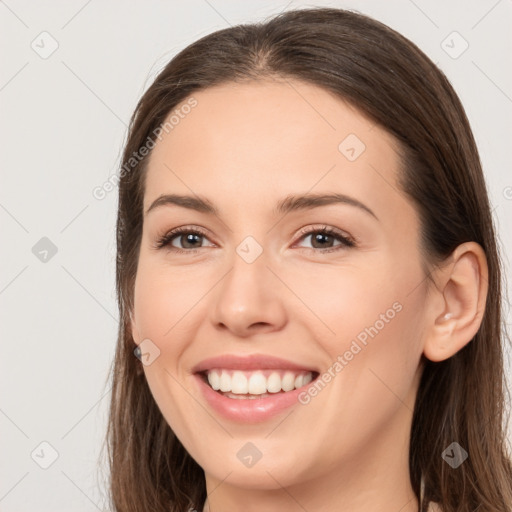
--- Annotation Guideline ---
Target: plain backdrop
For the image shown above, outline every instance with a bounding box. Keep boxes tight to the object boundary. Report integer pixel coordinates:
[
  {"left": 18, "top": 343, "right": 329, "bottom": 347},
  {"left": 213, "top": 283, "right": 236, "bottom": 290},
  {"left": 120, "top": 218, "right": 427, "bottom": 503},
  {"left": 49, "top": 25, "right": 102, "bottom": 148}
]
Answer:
[{"left": 1, "top": 1, "right": 511, "bottom": 510}]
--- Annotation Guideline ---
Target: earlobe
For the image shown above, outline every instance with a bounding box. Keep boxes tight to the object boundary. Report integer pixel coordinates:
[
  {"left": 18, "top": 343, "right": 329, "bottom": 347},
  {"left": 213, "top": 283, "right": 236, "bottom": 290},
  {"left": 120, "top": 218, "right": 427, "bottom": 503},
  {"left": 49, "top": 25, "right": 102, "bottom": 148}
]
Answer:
[{"left": 422, "top": 242, "right": 488, "bottom": 363}]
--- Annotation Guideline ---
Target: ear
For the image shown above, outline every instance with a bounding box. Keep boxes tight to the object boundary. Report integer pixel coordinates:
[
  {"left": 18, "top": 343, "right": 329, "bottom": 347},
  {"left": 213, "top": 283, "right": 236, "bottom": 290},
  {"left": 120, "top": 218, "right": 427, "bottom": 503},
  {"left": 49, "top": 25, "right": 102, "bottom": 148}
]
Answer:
[
  {"left": 129, "top": 309, "right": 140, "bottom": 345},
  {"left": 129, "top": 309, "right": 145, "bottom": 376},
  {"left": 422, "top": 242, "right": 488, "bottom": 362}
]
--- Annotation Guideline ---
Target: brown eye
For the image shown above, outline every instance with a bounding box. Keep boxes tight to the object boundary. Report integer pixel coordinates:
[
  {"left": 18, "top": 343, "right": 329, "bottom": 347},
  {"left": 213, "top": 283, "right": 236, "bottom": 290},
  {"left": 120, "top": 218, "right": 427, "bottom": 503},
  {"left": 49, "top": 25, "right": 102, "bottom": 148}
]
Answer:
[
  {"left": 309, "top": 231, "right": 336, "bottom": 249},
  {"left": 155, "top": 227, "right": 214, "bottom": 252},
  {"left": 176, "top": 232, "right": 204, "bottom": 249},
  {"left": 296, "top": 225, "right": 355, "bottom": 253}
]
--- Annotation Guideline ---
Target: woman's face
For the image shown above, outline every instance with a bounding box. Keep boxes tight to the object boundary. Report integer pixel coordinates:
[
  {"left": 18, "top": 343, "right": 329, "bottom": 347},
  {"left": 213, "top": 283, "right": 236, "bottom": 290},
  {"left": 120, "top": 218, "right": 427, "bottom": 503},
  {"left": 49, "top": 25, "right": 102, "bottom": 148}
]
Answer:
[{"left": 131, "top": 79, "right": 430, "bottom": 499}]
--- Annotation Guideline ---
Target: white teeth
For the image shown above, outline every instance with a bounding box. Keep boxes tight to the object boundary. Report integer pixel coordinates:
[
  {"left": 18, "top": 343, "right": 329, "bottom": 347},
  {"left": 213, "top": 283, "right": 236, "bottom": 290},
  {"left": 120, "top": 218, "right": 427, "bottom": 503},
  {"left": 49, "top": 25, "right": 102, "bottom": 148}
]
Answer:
[
  {"left": 205, "top": 369, "right": 314, "bottom": 396},
  {"left": 281, "top": 372, "right": 296, "bottom": 391},
  {"left": 248, "top": 372, "right": 267, "bottom": 394},
  {"left": 208, "top": 370, "right": 220, "bottom": 391},
  {"left": 267, "top": 372, "right": 282, "bottom": 393},
  {"left": 219, "top": 371, "right": 231, "bottom": 392},
  {"left": 231, "top": 371, "right": 248, "bottom": 394}
]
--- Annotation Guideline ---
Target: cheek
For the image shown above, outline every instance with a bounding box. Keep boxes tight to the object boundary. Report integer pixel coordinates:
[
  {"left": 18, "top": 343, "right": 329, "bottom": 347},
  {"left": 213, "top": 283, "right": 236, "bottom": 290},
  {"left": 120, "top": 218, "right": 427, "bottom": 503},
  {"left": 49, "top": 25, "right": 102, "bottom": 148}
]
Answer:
[
  {"left": 323, "top": 248, "right": 423, "bottom": 350},
  {"left": 303, "top": 299, "right": 422, "bottom": 465},
  {"left": 307, "top": 255, "right": 424, "bottom": 400},
  {"left": 132, "top": 257, "right": 208, "bottom": 343},
  {"left": 286, "top": 258, "right": 401, "bottom": 341},
  {"left": 132, "top": 259, "right": 210, "bottom": 440}
]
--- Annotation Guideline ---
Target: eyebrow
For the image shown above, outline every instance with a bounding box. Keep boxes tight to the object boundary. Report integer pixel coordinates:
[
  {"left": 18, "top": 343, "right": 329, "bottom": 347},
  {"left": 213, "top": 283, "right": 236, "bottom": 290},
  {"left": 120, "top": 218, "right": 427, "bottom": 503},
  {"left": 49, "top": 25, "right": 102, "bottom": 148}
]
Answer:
[{"left": 145, "top": 192, "right": 378, "bottom": 221}]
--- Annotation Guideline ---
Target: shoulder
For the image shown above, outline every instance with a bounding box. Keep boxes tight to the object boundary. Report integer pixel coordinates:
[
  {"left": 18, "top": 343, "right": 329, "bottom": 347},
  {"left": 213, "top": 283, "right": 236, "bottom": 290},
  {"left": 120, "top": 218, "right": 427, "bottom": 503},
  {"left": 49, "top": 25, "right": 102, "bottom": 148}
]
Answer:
[{"left": 428, "top": 502, "right": 443, "bottom": 512}]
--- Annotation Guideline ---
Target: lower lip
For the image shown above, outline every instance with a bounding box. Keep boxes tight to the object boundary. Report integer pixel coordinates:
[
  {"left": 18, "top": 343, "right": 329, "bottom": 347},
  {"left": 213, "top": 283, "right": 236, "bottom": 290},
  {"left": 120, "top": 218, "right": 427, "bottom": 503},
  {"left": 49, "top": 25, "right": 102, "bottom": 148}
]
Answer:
[{"left": 194, "top": 373, "right": 314, "bottom": 423}]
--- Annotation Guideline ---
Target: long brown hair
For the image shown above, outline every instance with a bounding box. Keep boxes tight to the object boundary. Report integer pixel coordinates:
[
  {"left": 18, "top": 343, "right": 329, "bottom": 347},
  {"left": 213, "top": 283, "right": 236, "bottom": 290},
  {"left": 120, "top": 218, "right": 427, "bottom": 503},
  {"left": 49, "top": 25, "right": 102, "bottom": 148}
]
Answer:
[{"left": 101, "top": 7, "right": 512, "bottom": 511}]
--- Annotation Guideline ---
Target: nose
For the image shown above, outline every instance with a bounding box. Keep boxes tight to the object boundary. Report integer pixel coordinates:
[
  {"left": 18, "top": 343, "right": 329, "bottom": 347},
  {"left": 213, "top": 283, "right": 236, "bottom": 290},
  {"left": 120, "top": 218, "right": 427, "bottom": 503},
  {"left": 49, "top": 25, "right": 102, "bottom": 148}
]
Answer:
[{"left": 210, "top": 246, "right": 287, "bottom": 338}]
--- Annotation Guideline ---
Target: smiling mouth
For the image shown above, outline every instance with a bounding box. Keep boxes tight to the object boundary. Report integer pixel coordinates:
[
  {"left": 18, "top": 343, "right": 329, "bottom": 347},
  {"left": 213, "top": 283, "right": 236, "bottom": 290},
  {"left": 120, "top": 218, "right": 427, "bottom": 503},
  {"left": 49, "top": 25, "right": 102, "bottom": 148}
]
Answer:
[{"left": 198, "top": 369, "right": 320, "bottom": 399}]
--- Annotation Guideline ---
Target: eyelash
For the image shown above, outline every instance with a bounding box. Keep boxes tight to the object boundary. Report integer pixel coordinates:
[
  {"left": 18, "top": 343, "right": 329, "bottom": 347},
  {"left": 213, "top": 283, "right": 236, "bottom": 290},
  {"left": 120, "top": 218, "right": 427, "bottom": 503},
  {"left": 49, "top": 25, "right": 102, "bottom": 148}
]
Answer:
[{"left": 154, "top": 225, "right": 356, "bottom": 255}]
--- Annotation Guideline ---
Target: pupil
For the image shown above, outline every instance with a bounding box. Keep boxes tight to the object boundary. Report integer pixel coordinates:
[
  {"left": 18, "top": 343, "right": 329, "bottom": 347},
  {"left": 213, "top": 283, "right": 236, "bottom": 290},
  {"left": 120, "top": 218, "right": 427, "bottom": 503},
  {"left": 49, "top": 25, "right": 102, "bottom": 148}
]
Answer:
[
  {"left": 313, "top": 233, "right": 332, "bottom": 248},
  {"left": 183, "top": 234, "right": 200, "bottom": 248}
]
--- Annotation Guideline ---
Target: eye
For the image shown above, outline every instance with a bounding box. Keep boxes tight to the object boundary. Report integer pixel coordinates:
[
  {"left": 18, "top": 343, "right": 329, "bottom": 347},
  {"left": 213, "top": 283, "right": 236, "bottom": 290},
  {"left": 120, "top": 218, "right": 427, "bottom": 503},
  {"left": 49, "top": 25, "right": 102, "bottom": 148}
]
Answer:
[
  {"left": 154, "top": 226, "right": 214, "bottom": 254},
  {"left": 154, "top": 224, "right": 356, "bottom": 255},
  {"left": 294, "top": 225, "right": 356, "bottom": 253}
]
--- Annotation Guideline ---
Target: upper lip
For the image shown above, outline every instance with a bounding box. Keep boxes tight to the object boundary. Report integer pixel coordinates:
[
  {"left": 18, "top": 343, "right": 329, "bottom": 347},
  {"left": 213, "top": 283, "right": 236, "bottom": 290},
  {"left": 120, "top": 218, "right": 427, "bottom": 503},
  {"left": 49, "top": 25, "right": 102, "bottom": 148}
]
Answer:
[{"left": 192, "top": 354, "right": 319, "bottom": 374}]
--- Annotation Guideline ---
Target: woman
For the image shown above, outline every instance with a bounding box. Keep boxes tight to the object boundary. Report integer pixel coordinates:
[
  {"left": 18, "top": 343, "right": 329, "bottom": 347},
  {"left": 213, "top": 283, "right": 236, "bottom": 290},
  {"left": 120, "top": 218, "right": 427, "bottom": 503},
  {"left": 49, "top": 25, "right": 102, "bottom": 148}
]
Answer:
[{"left": 103, "top": 7, "right": 512, "bottom": 511}]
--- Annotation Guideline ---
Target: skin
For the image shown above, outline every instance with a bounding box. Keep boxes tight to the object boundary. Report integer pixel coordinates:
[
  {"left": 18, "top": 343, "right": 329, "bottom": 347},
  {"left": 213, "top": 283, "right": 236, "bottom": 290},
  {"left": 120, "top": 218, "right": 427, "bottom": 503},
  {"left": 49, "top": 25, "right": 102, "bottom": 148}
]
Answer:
[{"left": 130, "top": 78, "right": 488, "bottom": 512}]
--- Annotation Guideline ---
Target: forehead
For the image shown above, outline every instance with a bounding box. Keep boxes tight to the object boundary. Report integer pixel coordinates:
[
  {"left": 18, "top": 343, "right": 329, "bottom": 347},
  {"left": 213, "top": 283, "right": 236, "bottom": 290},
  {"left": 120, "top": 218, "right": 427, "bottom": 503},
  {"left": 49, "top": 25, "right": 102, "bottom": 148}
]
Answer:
[{"left": 143, "top": 79, "right": 406, "bottom": 222}]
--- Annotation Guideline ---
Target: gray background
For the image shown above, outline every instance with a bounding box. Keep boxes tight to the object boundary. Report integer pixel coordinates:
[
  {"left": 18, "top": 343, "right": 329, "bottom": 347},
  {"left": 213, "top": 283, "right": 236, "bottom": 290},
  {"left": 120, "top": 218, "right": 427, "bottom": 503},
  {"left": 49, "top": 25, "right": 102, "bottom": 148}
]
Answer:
[{"left": 1, "top": 1, "right": 511, "bottom": 510}]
